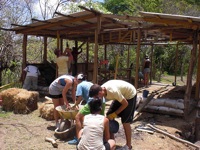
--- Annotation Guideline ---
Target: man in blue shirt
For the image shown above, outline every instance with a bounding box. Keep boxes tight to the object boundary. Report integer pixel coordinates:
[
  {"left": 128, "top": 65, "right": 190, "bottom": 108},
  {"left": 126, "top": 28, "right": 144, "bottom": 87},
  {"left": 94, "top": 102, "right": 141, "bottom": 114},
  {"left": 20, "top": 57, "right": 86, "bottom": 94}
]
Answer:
[
  {"left": 73, "top": 73, "right": 93, "bottom": 106},
  {"left": 68, "top": 73, "right": 93, "bottom": 145}
]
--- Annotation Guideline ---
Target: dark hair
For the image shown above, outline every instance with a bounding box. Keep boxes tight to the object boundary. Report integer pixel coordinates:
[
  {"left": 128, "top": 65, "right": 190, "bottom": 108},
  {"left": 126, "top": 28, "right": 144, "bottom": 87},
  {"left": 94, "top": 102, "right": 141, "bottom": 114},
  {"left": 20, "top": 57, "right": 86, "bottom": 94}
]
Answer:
[
  {"left": 88, "top": 97, "right": 102, "bottom": 114},
  {"left": 89, "top": 84, "right": 102, "bottom": 97},
  {"left": 54, "top": 49, "right": 60, "bottom": 57}
]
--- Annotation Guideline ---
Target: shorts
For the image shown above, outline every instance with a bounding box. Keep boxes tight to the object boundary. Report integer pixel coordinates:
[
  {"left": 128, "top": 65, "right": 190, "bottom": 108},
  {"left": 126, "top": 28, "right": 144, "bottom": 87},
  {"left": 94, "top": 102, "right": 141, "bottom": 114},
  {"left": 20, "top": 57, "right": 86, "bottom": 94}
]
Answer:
[
  {"left": 48, "top": 94, "right": 62, "bottom": 99},
  {"left": 144, "top": 68, "right": 150, "bottom": 73},
  {"left": 77, "top": 138, "right": 110, "bottom": 150},
  {"left": 79, "top": 103, "right": 105, "bottom": 116},
  {"left": 106, "top": 95, "right": 137, "bottom": 123},
  {"left": 104, "top": 141, "right": 110, "bottom": 150}
]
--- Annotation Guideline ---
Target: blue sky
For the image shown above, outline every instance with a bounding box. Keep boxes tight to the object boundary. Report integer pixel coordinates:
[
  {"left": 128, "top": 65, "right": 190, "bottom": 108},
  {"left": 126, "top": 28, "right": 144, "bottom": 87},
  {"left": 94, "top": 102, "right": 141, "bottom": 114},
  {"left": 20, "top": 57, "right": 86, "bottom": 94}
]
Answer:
[{"left": 93, "top": 0, "right": 104, "bottom": 2}]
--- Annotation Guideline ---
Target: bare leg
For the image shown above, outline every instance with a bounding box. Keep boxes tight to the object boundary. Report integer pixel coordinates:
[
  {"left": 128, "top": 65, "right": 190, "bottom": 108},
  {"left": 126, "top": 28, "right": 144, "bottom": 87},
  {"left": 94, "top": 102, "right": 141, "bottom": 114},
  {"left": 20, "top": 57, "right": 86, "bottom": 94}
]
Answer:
[
  {"left": 108, "top": 139, "right": 116, "bottom": 150},
  {"left": 75, "top": 112, "right": 85, "bottom": 138},
  {"left": 123, "top": 123, "right": 132, "bottom": 149},
  {"left": 52, "top": 98, "right": 60, "bottom": 124}
]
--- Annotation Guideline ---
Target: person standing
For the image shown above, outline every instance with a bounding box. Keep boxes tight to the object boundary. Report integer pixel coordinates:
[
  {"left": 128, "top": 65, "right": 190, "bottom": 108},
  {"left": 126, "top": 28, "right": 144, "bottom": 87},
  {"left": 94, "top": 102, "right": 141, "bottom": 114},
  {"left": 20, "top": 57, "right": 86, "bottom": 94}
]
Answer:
[
  {"left": 48, "top": 74, "right": 78, "bottom": 128},
  {"left": 77, "top": 97, "right": 116, "bottom": 150},
  {"left": 143, "top": 55, "right": 151, "bottom": 88},
  {"left": 89, "top": 80, "right": 137, "bottom": 150},
  {"left": 54, "top": 48, "right": 73, "bottom": 77},
  {"left": 22, "top": 65, "right": 40, "bottom": 91}
]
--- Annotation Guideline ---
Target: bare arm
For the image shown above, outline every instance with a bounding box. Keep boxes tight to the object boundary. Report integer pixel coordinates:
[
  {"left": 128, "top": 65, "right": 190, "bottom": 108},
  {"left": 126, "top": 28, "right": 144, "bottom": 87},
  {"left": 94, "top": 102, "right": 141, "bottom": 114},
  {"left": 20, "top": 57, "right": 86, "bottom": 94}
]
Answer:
[
  {"left": 104, "top": 117, "right": 110, "bottom": 141},
  {"left": 71, "top": 83, "right": 77, "bottom": 103},
  {"left": 62, "top": 79, "right": 72, "bottom": 107},
  {"left": 75, "top": 96, "right": 83, "bottom": 106},
  {"left": 115, "top": 98, "right": 128, "bottom": 115}
]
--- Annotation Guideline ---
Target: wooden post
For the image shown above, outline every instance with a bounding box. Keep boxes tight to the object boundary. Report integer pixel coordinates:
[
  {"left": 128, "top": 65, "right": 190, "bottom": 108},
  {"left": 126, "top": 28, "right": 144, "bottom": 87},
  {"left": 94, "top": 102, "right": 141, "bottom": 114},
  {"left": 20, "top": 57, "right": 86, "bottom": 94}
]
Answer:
[
  {"left": 174, "top": 42, "right": 179, "bottom": 85},
  {"left": 57, "top": 31, "right": 60, "bottom": 49},
  {"left": 43, "top": 36, "right": 47, "bottom": 62},
  {"left": 92, "top": 15, "right": 101, "bottom": 83},
  {"left": 135, "top": 28, "right": 141, "bottom": 89},
  {"left": 74, "top": 40, "right": 78, "bottom": 76},
  {"left": 195, "top": 34, "right": 200, "bottom": 100},
  {"left": 104, "top": 44, "right": 107, "bottom": 68},
  {"left": 86, "top": 41, "right": 89, "bottom": 78},
  {"left": 150, "top": 43, "right": 153, "bottom": 85},
  {"left": 21, "top": 34, "right": 27, "bottom": 84},
  {"left": 93, "top": 29, "right": 99, "bottom": 83},
  {"left": 184, "top": 31, "right": 198, "bottom": 118},
  {"left": 195, "top": 101, "right": 200, "bottom": 141},
  {"left": 114, "top": 54, "right": 119, "bottom": 79},
  {"left": 127, "top": 45, "right": 130, "bottom": 68}
]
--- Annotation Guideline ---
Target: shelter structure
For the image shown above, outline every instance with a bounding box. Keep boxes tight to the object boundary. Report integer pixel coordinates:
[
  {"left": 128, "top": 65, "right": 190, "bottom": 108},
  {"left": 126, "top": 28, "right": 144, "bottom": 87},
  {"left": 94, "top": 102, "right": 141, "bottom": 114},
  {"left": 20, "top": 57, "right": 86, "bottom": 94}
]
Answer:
[{"left": 2, "top": 6, "right": 200, "bottom": 119}]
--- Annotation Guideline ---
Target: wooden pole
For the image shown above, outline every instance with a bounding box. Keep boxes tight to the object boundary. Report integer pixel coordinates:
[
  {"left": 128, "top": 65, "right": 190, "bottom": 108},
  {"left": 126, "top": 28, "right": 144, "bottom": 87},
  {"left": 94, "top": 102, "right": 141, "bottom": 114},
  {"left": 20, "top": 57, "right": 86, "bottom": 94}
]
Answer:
[
  {"left": 21, "top": 34, "right": 27, "bottom": 84},
  {"left": 56, "top": 31, "right": 60, "bottom": 49},
  {"left": 150, "top": 43, "right": 153, "bottom": 85},
  {"left": 86, "top": 41, "right": 89, "bottom": 78},
  {"left": 184, "top": 31, "right": 198, "bottom": 118},
  {"left": 114, "top": 54, "right": 119, "bottom": 79},
  {"left": 195, "top": 34, "right": 200, "bottom": 100},
  {"left": 92, "top": 15, "right": 101, "bottom": 83},
  {"left": 174, "top": 42, "right": 179, "bottom": 85},
  {"left": 127, "top": 45, "right": 130, "bottom": 68},
  {"left": 135, "top": 29, "right": 141, "bottom": 89},
  {"left": 43, "top": 36, "right": 47, "bottom": 62}
]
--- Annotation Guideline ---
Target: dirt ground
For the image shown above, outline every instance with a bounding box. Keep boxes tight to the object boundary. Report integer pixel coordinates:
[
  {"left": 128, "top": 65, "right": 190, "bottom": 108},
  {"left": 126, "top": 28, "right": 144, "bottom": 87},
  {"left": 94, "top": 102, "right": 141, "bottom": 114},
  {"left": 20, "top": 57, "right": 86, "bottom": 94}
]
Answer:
[{"left": 0, "top": 83, "right": 199, "bottom": 150}]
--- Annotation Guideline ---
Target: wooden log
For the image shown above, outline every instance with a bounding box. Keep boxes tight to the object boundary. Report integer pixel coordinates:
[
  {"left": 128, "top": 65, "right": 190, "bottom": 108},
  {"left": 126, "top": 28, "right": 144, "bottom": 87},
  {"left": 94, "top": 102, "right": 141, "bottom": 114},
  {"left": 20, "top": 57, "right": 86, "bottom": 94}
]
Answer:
[
  {"left": 144, "top": 106, "right": 184, "bottom": 117},
  {"left": 134, "top": 85, "right": 169, "bottom": 120},
  {"left": 146, "top": 98, "right": 184, "bottom": 110},
  {"left": 45, "top": 137, "right": 58, "bottom": 148},
  {"left": 147, "top": 124, "right": 200, "bottom": 150}
]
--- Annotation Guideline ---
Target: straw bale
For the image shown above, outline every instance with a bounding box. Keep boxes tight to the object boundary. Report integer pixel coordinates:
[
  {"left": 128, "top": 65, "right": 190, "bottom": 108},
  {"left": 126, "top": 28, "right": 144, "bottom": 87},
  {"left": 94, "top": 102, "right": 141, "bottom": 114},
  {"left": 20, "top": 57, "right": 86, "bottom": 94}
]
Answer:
[
  {"left": 39, "top": 100, "right": 54, "bottom": 120},
  {"left": 0, "top": 88, "right": 24, "bottom": 111},
  {"left": 13, "top": 90, "right": 39, "bottom": 114},
  {"left": 0, "top": 88, "right": 39, "bottom": 113}
]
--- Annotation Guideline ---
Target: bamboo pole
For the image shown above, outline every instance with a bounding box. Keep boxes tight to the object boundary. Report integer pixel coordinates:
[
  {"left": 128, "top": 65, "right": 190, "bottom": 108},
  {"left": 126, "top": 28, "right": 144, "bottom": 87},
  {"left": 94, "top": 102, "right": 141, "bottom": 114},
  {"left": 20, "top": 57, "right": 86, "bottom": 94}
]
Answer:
[{"left": 147, "top": 124, "right": 200, "bottom": 149}]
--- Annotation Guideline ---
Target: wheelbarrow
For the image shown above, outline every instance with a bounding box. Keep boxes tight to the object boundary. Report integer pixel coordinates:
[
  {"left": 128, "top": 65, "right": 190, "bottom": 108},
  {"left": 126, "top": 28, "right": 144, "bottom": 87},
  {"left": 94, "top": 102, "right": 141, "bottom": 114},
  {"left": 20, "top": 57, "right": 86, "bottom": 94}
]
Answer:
[{"left": 54, "top": 104, "right": 82, "bottom": 140}]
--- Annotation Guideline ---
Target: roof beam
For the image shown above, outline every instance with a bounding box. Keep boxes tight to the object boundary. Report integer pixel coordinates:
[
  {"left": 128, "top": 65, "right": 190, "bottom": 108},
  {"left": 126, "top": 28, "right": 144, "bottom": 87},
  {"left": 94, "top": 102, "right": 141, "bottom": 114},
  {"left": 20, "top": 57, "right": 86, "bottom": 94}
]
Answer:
[{"left": 16, "top": 13, "right": 96, "bottom": 34}]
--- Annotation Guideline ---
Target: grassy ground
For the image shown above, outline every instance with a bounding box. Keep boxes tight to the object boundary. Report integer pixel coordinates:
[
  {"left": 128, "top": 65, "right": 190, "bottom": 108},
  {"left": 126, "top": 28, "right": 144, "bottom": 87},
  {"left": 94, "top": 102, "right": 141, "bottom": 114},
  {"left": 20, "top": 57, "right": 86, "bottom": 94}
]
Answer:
[{"left": 153, "top": 75, "right": 195, "bottom": 86}]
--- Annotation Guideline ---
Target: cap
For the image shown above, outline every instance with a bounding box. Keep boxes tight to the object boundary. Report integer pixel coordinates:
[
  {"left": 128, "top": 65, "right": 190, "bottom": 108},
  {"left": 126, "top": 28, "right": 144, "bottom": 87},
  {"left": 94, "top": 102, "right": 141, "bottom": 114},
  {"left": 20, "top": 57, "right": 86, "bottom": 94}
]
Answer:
[{"left": 77, "top": 74, "right": 85, "bottom": 80}]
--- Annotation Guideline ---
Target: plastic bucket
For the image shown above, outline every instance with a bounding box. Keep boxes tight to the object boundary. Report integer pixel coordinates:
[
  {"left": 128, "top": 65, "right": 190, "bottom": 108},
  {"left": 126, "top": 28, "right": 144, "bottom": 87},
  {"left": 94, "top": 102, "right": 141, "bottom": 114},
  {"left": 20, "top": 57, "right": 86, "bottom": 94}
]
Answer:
[
  {"left": 143, "top": 90, "right": 149, "bottom": 98},
  {"left": 109, "top": 120, "right": 119, "bottom": 133}
]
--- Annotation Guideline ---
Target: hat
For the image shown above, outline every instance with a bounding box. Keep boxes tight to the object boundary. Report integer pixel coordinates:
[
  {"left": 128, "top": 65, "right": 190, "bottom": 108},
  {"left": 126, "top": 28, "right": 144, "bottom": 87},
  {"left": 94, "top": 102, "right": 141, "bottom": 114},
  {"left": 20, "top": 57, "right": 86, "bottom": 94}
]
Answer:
[
  {"left": 109, "top": 120, "right": 119, "bottom": 133},
  {"left": 77, "top": 74, "right": 85, "bottom": 80}
]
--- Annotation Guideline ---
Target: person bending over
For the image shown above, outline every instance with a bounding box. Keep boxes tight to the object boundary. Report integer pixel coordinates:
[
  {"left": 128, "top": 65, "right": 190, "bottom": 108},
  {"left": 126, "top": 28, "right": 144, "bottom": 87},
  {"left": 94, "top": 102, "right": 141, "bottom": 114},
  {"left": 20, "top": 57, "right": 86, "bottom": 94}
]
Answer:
[{"left": 89, "top": 80, "right": 137, "bottom": 150}]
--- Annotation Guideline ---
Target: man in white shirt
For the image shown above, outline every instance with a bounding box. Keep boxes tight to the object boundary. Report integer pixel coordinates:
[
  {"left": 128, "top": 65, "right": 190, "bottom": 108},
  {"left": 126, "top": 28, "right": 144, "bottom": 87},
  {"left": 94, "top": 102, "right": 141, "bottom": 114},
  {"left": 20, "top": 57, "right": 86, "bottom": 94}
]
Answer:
[{"left": 22, "top": 65, "right": 40, "bottom": 90}]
